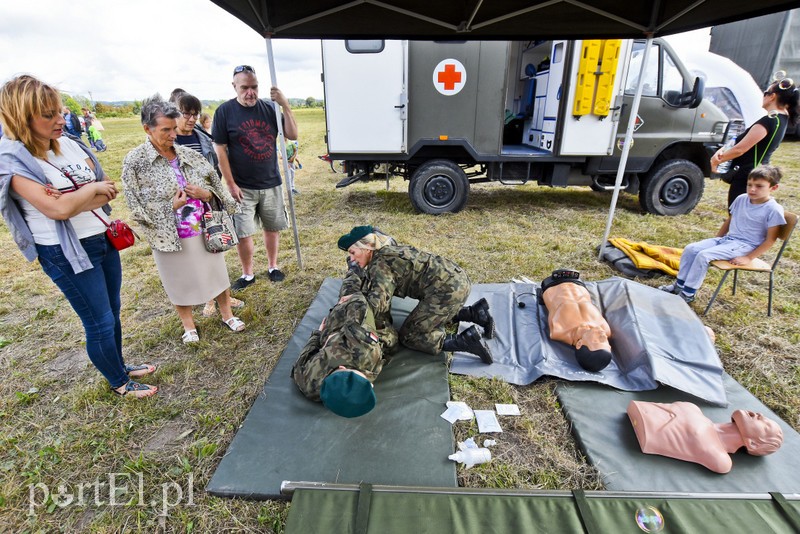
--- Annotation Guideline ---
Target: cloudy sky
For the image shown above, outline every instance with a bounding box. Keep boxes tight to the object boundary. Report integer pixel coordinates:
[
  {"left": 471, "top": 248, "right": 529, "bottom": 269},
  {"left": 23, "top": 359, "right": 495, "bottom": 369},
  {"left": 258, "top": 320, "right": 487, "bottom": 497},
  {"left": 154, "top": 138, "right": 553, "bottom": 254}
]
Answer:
[
  {"left": 0, "top": 0, "right": 325, "bottom": 102},
  {"left": 0, "top": 0, "right": 709, "bottom": 103}
]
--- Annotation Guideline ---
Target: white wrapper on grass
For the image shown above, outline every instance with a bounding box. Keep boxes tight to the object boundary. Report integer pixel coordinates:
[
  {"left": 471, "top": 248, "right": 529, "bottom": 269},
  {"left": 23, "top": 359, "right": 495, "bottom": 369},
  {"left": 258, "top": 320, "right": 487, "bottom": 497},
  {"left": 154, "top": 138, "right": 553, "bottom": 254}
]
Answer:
[{"left": 474, "top": 410, "right": 503, "bottom": 433}]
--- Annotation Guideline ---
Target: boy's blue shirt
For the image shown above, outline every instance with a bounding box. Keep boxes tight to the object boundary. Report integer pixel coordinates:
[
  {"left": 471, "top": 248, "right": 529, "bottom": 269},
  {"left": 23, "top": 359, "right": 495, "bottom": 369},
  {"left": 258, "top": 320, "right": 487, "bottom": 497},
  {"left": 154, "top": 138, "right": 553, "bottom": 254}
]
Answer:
[{"left": 727, "top": 193, "right": 785, "bottom": 248}]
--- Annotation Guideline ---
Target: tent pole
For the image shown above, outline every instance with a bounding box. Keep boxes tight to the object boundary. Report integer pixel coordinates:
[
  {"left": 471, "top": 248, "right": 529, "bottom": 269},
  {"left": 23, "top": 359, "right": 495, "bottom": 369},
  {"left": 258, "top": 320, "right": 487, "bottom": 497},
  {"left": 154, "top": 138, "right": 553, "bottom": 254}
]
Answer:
[
  {"left": 280, "top": 480, "right": 784, "bottom": 500},
  {"left": 266, "top": 36, "right": 304, "bottom": 269},
  {"left": 598, "top": 36, "right": 654, "bottom": 260}
]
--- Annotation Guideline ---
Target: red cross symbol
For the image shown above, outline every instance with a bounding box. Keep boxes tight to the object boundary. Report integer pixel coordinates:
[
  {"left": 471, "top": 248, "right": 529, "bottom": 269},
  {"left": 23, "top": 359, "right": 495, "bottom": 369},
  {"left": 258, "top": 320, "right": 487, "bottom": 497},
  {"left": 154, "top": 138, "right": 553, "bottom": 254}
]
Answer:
[{"left": 437, "top": 64, "right": 462, "bottom": 90}]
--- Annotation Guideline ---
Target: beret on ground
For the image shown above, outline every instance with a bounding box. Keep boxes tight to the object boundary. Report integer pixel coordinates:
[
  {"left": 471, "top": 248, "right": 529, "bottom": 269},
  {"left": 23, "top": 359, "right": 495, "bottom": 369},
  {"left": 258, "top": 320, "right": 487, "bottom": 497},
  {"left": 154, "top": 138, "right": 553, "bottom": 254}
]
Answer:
[
  {"left": 338, "top": 225, "right": 374, "bottom": 251},
  {"left": 321, "top": 370, "right": 376, "bottom": 418}
]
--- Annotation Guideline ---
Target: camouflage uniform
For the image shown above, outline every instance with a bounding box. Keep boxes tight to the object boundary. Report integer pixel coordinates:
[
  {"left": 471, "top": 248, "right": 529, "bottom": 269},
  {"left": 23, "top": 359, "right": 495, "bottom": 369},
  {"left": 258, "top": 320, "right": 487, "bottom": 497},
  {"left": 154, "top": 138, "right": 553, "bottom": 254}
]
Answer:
[
  {"left": 292, "top": 293, "right": 397, "bottom": 401},
  {"left": 340, "top": 245, "right": 471, "bottom": 355}
]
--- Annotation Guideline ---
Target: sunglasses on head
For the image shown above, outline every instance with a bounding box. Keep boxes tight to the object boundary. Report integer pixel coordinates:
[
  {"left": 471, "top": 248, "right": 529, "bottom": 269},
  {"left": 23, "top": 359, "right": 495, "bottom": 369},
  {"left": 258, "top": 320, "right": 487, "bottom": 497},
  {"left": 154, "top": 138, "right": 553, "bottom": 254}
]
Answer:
[{"left": 233, "top": 65, "right": 255, "bottom": 75}]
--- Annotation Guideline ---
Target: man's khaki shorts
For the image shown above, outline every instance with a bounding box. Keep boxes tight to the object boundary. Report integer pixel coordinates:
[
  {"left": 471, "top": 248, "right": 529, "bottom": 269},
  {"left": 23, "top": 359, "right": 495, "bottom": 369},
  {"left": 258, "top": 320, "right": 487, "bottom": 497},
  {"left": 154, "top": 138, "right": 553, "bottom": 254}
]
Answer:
[{"left": 233, "top": 186, "right": 289, "bottom": 238}]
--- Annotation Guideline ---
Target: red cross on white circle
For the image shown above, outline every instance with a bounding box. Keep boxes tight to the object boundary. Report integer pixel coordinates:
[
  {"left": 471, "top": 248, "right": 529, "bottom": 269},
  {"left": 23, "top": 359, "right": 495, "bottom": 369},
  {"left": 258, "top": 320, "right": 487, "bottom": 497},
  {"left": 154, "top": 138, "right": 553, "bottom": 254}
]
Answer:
[{"left": 433, "top": 59, "right": 467, "bottom": 95}]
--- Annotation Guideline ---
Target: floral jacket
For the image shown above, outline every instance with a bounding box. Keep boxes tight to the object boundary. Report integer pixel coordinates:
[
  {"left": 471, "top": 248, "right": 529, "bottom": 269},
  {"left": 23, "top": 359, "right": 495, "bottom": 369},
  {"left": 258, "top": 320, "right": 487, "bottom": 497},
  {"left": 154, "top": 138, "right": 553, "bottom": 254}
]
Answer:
[{"left": 121, "top": 138, "right": 238, "bottom": 252}]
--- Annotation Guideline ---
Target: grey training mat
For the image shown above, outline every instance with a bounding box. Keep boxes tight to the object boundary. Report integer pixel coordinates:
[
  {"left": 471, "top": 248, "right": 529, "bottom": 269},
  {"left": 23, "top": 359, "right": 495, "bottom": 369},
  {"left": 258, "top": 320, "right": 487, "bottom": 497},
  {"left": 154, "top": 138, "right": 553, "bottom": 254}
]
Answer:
[
  {"left": 450, "top": 278, "right": 727, "bottom": 406},
  {"left": 206, "top": 278, "right": 456, "bottom": 500},
  {"left": 556, "top": 374, "right": 800, "bottom": 493}
]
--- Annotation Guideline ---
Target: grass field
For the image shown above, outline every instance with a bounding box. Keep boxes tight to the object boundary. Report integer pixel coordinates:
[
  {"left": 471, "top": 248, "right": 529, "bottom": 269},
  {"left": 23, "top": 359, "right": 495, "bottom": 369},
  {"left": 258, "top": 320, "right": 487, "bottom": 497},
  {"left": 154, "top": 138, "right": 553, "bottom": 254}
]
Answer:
[{"left": 1, "top": 108, "right": 798, "bottom": 532}]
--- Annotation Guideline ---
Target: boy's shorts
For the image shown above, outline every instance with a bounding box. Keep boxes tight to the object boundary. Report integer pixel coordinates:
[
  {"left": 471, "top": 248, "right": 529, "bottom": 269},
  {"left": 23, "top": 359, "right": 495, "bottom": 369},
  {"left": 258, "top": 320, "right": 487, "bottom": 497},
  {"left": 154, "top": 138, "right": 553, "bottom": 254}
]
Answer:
[{"left": 233, "top": 186, "right": 289, "bottom": 238}]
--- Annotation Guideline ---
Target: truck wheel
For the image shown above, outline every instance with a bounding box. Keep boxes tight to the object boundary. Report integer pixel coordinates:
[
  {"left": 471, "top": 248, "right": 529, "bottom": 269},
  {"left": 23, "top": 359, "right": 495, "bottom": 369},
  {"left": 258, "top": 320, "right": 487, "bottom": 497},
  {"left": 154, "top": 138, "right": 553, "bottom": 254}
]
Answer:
[
  {"left": 638, "top": 159, "right": 704, "bottom": 216},
  {"left": 409, "top": 160, "right": 469, "bottom": 214}
]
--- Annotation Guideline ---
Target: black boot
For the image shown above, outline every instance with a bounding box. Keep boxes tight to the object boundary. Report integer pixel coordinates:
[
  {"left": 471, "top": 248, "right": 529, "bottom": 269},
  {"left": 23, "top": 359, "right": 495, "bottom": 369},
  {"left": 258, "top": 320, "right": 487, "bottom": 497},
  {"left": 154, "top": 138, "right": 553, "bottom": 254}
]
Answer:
[
  {"left": 443, "top": 325, "right": 493, "bottom": 364},
  {"left": 455, "top": 298, "right": 495, "bottom": 339}
]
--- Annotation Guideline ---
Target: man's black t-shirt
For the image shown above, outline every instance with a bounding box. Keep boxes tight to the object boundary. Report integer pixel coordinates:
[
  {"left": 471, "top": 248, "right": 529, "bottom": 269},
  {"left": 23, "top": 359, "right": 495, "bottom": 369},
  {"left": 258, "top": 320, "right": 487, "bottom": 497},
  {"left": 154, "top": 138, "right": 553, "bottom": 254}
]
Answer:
[{"left": 212, "top": 98, "right": 282, "bottom": 190}]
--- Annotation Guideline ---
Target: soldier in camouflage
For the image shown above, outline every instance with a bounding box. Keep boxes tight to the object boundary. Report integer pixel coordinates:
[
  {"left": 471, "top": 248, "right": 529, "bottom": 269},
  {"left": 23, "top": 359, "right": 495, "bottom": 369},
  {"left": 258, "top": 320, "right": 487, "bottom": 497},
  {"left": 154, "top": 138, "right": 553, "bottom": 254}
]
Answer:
[
  {"left": 337, "top": 225, "right": 494, "bottom": 364},
  {"left": 291, "top": 292, "right": 398, "bottom": 417}
]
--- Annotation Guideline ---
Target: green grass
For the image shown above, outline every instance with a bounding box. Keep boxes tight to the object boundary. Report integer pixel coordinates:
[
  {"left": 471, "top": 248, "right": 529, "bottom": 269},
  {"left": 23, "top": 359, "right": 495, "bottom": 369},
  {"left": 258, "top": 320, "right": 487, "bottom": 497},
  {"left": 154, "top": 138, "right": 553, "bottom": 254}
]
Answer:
[{"left": 1, "top": 109, "right": 798, "bottom": 531}]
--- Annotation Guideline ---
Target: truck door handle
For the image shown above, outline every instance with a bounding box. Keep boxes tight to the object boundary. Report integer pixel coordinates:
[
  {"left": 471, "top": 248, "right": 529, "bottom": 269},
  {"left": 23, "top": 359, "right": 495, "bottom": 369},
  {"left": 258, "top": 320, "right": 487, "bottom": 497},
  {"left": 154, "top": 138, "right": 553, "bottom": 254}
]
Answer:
[{"left": 394, "top": 104, "right": 405, "bottom": 108}]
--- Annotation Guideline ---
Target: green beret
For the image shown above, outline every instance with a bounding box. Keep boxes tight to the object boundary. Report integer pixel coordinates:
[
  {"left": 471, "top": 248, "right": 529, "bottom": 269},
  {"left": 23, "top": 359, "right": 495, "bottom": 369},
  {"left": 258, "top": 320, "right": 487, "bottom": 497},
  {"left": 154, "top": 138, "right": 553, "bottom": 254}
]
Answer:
[
  {"left": 338, "top": 225, "right": 374, "bottom": 251},
  {"left": 321, "top": 370, "right": 376, "bottom": 418}
]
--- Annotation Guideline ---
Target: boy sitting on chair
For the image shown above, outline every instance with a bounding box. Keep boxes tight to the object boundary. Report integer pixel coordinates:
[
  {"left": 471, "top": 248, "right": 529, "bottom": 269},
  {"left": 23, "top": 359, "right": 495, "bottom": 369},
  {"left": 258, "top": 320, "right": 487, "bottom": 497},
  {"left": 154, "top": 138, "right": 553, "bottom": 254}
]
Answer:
[{"left": 660, "top": 165, "right": 785, "bottom": 303}]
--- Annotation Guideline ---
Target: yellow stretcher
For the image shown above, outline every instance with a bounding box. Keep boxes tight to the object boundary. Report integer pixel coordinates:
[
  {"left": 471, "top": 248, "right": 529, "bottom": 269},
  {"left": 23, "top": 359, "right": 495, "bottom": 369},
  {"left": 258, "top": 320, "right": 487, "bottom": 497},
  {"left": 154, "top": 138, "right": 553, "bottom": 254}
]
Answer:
[{"left": 572, "top": 39, "right": 622, "bottom": 118}]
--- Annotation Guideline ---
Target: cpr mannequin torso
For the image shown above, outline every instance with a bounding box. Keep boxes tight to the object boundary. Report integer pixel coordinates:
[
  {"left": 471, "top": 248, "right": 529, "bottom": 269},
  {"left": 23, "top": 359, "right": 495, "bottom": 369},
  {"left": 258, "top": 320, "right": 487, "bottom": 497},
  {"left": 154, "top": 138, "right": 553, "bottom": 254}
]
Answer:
[
  {"left": 627, "top": 400, "right": 783, "bottom": 474},
  {"left": 541, "top": 282, "right": 611, "bottom": 351}
]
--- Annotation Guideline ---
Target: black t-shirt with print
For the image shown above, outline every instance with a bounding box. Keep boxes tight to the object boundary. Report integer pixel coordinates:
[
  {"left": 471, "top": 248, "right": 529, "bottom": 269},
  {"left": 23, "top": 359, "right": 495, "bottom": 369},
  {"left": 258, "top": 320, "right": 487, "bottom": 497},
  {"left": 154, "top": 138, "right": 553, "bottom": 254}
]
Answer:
[{"left": 212, "top": 98, "right": 282, "bottom": 190}]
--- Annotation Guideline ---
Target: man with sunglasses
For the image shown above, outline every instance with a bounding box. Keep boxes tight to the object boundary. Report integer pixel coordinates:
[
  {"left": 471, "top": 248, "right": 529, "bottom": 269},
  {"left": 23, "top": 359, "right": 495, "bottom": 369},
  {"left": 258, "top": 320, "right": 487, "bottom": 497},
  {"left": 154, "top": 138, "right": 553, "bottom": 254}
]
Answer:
[{"left": 212, "top": 65, "right": 298, "bottom": 290}]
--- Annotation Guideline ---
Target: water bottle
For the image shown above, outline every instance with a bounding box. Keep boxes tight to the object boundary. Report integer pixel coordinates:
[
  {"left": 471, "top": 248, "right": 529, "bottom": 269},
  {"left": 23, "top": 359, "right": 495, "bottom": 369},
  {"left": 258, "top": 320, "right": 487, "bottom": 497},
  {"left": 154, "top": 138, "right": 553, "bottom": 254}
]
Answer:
[
  {"left": 448, "top": 447, "right": 492, "bottom": 468},
  {"left": 715, "top": 137, "right": 736, "bottom": 175}
]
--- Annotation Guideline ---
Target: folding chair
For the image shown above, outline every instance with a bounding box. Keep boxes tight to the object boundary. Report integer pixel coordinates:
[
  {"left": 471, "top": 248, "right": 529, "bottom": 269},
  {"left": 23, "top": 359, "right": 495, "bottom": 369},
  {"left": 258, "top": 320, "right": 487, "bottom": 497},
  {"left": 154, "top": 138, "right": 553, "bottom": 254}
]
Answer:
[{"left": 703, "top": 211, "right": 797, "bottom": 316}]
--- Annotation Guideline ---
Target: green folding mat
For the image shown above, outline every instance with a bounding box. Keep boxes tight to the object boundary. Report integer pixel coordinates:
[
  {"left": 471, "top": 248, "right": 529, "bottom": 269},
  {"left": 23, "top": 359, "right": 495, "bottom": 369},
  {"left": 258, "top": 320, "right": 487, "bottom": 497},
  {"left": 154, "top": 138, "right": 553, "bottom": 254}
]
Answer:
[
  {"left": 283, "top": 484, "right": 800, "bottom": 534},
  {"left": 206, "top": 278, "right": 456, "bottom": 500},
  {"left": 555, "top": 374, "right": 800, "bottom": 493}
]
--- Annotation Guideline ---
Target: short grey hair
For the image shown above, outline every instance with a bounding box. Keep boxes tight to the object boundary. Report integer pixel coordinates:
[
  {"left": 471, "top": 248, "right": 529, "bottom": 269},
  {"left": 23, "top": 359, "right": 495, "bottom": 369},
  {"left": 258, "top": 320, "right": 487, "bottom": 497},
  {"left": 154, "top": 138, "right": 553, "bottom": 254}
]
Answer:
[{"left": 140, "top": 94, "right": 180, "bottom": 127}]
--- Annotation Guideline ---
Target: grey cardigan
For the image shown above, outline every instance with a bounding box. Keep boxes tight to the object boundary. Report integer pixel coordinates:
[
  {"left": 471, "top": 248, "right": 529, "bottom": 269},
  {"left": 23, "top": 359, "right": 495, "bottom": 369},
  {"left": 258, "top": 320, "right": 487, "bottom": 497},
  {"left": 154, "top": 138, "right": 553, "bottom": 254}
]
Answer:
[{"left": 0, "top": 136, "right": 109, "bottom": 274}]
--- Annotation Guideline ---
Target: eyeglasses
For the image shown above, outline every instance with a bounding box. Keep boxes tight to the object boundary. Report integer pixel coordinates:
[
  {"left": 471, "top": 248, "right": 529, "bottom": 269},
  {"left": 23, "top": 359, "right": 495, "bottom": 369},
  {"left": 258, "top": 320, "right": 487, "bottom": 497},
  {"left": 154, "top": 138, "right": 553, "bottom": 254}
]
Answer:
[
  {"left": 233, "top": 65, "right": 255, "bottom": 75},
  {"left": 181, "top": 111, "right": 200, "bottom": 119}
]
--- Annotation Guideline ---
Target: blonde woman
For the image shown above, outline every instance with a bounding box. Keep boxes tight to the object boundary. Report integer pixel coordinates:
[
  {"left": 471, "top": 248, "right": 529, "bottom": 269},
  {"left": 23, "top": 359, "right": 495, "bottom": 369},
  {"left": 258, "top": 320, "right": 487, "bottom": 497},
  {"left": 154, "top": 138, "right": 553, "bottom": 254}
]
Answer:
[{"left": 0, "top": 75, "right": 157, "bottom": 398}]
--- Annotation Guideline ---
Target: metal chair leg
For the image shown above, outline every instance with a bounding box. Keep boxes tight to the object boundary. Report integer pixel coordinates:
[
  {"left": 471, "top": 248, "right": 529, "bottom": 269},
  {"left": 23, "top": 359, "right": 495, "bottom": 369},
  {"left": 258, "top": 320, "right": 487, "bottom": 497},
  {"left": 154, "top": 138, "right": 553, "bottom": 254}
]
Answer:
[
  {"left": 768, "top": 271, "right": 775, "bottom": 317},
  {"left": 731, "top": 269, "right": 739, "bottom": 295},
  {"left": 704, "top": 271, "right": 732, "bottom": 316}
]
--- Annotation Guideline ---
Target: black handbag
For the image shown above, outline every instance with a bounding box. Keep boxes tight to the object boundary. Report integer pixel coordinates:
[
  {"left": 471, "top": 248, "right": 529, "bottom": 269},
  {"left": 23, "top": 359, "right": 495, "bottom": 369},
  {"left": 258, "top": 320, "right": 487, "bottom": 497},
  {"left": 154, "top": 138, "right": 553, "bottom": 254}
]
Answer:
[{"left": 201, "top": 192, "right": 238, "bottom": 253}]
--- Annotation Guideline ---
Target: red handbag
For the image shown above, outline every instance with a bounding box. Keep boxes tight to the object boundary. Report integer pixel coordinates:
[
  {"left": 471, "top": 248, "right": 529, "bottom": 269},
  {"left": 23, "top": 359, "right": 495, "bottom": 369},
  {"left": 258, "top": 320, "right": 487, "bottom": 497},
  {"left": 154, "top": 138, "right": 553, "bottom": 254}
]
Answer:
[{"left": 93, "top": 213, "right": 139, "bottom": 251}]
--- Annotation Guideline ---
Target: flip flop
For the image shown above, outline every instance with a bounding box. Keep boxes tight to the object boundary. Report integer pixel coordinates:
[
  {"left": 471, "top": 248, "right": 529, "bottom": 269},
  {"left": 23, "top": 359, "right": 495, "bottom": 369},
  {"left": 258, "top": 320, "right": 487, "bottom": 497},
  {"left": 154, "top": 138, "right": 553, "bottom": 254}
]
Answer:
[
  {"left": 112, "top": 380, "right": 158, "bottom": 399},
  {"left": 124, "top": 363, "right": 157, "bottom": 378},
  {"left": 222, "top": 316, "right": 246, "bottom": 332}
]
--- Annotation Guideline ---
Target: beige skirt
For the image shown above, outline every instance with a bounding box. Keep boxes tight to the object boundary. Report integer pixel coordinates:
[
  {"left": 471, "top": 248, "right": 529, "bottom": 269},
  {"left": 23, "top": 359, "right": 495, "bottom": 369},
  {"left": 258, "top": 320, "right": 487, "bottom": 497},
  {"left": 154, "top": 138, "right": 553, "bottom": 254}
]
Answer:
[{"left": 153, "top": 235, "right": 231, "bottom": 305}]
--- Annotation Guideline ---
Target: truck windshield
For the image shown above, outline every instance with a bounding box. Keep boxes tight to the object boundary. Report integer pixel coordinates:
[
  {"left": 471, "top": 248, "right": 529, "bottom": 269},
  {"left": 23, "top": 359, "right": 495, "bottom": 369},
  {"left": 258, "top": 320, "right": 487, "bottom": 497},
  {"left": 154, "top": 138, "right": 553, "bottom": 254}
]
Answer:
[{"left": 625, "top": 41, "right": 689, "bottom": 105}]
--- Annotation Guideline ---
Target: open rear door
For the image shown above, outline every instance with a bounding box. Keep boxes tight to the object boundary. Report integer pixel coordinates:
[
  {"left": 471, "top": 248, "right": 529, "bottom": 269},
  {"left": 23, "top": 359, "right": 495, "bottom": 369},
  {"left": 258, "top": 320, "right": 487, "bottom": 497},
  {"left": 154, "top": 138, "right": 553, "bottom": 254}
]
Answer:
[
  {"left": 559, "top": 39, "right": 631, "bottom": 156},
  {"left": 322, "top": 40, "right": 407, "bottom": 154}
]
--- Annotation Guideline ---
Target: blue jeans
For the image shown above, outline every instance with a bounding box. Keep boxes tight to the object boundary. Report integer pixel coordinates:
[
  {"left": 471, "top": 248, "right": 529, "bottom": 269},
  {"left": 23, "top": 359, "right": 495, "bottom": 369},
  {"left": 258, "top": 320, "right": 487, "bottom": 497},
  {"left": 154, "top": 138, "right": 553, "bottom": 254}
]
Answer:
[
  {"left": 677, "top": 236, "right": 755, "bottom": 292},
  {"left": 36, "top": 233, "right": 128, "bottom": 388}
]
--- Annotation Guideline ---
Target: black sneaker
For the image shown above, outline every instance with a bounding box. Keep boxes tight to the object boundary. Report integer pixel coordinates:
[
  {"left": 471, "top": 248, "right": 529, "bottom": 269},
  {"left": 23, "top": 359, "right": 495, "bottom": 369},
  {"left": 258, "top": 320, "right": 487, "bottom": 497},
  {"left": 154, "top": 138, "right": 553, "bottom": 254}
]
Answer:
[
  {"left": 268, "top": 269, "right": 285, "bottom": 282},
  {"left": 678, "top": 292, "right": 695, "bottom": 304},
  {"left": 231, "top": 276, "right": 256, "bottom": 292}
]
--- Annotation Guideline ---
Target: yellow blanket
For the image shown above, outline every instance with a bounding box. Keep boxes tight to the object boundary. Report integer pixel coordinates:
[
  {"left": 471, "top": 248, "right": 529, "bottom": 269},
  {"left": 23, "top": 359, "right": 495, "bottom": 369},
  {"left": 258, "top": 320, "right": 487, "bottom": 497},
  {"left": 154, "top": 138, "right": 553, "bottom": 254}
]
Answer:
[{"left": 608, "top": 237, "right": 683, "bottom": 277}]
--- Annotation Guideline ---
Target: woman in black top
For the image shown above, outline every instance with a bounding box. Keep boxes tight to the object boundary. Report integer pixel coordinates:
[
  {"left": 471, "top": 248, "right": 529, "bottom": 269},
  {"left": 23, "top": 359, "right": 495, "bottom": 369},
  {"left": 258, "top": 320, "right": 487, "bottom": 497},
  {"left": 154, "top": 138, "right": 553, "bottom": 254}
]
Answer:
[{"left": 711, "top": 78, "right": 799, "bottom": 207}]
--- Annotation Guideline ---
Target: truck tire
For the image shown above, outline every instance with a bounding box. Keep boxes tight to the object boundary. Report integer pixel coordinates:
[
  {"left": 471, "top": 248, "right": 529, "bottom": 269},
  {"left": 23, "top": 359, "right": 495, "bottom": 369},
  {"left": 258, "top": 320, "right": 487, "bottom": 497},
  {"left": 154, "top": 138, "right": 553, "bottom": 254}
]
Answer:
[
  {"left": 408, "top": 160, "right": 469, "bottom": 214},
  {"left": 638, "top": 159, "right": 704, "bottom": 216}
]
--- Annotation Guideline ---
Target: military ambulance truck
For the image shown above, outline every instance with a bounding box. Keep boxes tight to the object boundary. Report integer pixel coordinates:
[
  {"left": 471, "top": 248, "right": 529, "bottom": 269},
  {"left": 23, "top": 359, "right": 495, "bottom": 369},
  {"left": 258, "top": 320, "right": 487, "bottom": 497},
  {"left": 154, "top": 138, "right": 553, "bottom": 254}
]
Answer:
[{"left": 322, "top": 38, "right": 733, "bottom": 215}]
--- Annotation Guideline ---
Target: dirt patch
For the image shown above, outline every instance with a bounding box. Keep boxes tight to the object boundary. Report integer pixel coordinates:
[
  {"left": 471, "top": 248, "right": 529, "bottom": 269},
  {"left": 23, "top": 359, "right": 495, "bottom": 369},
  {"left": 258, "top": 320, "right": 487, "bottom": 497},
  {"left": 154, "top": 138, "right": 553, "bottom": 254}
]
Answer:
[
  {"left": 143, "top": 418, "right": 193, "bottom": 453},
  {"left": 43, "top": 348, "right": 89, "bottom": 380}
]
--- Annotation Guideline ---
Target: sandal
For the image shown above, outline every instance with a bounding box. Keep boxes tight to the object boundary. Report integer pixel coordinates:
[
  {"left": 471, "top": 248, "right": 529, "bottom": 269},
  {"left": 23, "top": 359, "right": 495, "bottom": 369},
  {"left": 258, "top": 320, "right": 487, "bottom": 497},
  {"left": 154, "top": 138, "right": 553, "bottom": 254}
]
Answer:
[
  {"left": 202, "top": 298, "right": 245, "bottom": 318},
  {"left": 125, "top": 363, "right": 157, "bottom": 378},
  {"left": 112, "top": 380, "right": 158, "bottom": 398},
  {"left": 202, "top": 301, "right": 217, "bottom": 318},
  {"left": 222, "top": 316, "right": 246, "bottom": 332},
  {"left": 182, "top": 329, "right": 199, "bottom": 344}
]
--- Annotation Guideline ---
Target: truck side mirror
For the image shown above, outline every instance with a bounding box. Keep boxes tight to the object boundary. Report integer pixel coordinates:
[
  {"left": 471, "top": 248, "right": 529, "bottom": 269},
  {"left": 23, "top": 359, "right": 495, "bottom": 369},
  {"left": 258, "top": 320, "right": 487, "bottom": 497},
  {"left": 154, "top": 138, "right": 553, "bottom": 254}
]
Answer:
[{"left": 678, "top": 77, "right": 704, "bottom": 109}]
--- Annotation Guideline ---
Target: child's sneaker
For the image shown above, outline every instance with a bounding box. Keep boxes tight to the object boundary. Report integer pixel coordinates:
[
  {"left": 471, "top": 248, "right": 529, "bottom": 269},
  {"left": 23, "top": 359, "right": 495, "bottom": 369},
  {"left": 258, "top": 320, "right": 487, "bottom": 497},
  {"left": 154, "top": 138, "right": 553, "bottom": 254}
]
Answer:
[
  {"left": 678, "top": 292, "right": 695, "bottom": 304},
  {"left": 658, "top": 283, "right": 681, "bottom": 294}
]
